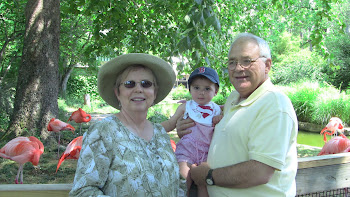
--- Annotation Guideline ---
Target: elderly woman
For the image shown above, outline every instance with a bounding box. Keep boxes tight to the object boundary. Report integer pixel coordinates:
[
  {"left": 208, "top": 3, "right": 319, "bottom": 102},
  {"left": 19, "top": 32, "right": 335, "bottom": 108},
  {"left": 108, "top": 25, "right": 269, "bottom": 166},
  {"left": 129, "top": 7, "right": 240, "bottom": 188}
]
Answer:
[{"left": 70, "top": 53, "right": 181, "bottom": 196}]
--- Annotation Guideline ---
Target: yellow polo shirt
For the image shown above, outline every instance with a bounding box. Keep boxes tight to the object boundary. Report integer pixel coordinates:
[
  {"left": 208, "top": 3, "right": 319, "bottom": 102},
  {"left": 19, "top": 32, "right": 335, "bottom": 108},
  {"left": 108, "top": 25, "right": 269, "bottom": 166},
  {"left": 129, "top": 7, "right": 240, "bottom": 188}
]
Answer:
[{"left": 207, "top": 78, "right": 298, "bottom": 197}]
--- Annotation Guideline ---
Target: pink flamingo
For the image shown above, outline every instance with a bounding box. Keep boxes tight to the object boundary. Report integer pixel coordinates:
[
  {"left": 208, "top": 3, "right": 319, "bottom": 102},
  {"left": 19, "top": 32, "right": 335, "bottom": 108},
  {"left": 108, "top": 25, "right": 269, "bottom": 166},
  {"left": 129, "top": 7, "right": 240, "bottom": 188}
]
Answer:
[
  {"left": 56, "top": 136, "right": 83, "bottom": 172},
  {"left": 0, "top": 136, "right": 44, "bottom": 184},
  {"left": 318, "top": 136, "right": 350, "bottom": 156},
  {"left": 68, "top": 108, "right": 91, "bottom": 135},
  {"left": 320, "top": 117, "right": 345, "bottom": 142},
  {"left": 170, "top": 139, "right": 176, "bottom": 152},
  {"left": 47, "top": 118, "right": 75, "bottom": 158}
]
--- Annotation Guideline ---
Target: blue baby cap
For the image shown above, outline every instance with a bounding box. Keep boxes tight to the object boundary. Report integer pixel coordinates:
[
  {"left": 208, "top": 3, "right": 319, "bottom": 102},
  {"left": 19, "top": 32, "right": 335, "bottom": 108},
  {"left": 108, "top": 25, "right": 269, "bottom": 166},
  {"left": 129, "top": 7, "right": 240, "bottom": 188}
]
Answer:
[{"left": 188, "top": 67, "right": 220, "bottom": 87}]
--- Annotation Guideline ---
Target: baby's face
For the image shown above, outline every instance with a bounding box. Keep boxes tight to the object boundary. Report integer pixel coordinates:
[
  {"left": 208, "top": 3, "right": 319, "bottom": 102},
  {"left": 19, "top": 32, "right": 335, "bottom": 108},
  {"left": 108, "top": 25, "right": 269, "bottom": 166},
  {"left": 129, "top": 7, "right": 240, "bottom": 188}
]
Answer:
[{"left": 189, "top": 77, "right": 217, "bottom": 105}]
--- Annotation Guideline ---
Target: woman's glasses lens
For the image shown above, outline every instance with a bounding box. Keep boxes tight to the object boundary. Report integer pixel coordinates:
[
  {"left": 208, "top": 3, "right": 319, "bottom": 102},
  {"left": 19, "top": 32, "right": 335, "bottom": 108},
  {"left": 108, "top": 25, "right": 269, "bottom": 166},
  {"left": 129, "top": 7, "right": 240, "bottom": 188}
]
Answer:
[{"left": 123, "top": 80, "right": 153, "bottom": 88}]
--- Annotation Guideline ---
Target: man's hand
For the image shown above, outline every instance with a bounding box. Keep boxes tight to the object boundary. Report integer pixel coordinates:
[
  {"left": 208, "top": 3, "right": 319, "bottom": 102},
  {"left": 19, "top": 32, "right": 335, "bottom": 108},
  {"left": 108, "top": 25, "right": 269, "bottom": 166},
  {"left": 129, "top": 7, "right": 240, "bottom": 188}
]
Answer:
[
  {"left": 176, "top": 116, "right": 195, "bottom": 138},
  {"left": 189, "top": 162, "right": 210, "bottom": 186}
]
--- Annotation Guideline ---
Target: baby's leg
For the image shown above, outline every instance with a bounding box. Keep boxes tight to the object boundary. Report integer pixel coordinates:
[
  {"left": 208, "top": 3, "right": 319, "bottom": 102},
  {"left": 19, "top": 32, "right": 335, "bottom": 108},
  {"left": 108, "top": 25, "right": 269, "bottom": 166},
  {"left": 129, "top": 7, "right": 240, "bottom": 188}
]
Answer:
[
  {"left": 198, "top": 185, "right": 209, "bottom": 197},
  {"left": 178, "top": 161, "right": 191, "bottom": 179},
  {"left": 178, "top": 162, "right": 192, "bottom": 195}
]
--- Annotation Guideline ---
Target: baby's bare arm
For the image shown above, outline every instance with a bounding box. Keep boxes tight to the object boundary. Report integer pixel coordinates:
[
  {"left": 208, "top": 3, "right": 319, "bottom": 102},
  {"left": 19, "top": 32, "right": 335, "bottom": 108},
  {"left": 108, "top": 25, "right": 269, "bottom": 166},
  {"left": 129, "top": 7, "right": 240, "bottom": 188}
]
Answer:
[{"left": 161, "top": 103, "right": 186, "bottom": 132}]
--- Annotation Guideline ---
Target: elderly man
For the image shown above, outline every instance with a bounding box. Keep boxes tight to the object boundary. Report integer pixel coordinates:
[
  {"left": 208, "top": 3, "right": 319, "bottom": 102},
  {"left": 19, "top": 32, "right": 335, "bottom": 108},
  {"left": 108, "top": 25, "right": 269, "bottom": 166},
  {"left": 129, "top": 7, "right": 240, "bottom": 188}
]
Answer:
[{"left": 178, "top": 33, "right": 298, "bottom": 196}]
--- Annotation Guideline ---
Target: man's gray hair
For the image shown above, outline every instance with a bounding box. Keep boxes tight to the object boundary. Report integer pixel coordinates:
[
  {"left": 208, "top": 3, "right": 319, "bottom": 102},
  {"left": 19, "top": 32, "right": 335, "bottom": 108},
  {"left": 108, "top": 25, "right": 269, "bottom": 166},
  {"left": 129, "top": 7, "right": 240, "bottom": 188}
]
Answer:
[{"left": 229, "top": 33, "right": 271, "bottom": 59}]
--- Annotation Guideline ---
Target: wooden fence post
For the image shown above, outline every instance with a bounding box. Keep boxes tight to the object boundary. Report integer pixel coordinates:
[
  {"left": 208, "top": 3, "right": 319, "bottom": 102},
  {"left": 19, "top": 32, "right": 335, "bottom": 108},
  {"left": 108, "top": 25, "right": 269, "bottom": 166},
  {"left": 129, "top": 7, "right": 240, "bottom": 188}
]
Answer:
[{"left": 84, "top": 94, "right": 90, "bottom": 107}]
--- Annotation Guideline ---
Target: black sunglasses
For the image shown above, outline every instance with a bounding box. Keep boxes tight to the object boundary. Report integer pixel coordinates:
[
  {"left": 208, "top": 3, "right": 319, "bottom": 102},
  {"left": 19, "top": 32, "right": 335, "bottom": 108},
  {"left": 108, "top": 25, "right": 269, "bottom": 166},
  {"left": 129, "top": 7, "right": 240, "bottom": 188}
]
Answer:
[{"left": 120, "top": 80, "right": 154, "bottom": 88}]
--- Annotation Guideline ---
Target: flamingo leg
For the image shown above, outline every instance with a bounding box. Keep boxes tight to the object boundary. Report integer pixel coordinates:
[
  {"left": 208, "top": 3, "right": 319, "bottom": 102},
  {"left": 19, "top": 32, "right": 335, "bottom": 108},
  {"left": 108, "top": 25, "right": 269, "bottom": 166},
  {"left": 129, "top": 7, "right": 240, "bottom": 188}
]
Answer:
[
  {"left": 79, "top": 123, "right": 82, "bottom": 136},
  {"left": 15, "top": 164, "right": 23, "bottom": 184},
  {"left": 15, "top": 165, "right": 21, "bottom": 184},
  {"left": 20, "top": 165, "right": 23, "bottom": 184},
  {"left": 58, "top": 132, "right": 61, "bottom": 158}
]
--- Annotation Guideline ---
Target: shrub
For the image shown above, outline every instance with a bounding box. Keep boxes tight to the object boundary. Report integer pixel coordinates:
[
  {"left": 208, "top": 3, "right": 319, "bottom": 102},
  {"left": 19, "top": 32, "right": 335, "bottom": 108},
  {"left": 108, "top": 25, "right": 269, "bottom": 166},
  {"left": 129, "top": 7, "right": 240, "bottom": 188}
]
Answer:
[
  {"left": 66, "top": 71, "right": 100, "bottom": 101},
  {"left": 271, "top": 49, "right": 326, "bottom": 85},
  {"left": 0, "top": 81, "right": 16, "bottom": 132},
  {"left": 171, "top": 84, "right": 191, "bottom": 100},
  {"left": 324, "top": 33, "right": 350, "bottom": 91},
  {"left": 148, "top": 104, "right": 180, "bottom": 123},
  {"left": 281, "top": 81, "right": 350, "bottom": 126},
  {"left": 212, "top": 93, "right": 226, "bottom": 105},
  {"left": 281, "top": 82, "right": 321, "bottom": 123}
]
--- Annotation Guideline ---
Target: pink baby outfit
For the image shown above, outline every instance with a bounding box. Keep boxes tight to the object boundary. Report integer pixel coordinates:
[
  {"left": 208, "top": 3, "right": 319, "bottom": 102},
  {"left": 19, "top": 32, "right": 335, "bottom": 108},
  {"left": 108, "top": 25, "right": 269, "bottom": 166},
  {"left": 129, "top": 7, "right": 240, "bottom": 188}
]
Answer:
[{"left": 175, "top": 100, "right": 221, "bottom": 164}]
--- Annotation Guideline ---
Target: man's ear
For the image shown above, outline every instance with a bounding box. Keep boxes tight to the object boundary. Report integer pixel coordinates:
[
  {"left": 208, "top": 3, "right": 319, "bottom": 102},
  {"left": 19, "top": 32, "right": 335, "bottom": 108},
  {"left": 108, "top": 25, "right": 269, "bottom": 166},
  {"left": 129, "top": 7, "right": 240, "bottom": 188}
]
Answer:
[{"left": 265, "top": 58, "right": 272, "bottom": 74}]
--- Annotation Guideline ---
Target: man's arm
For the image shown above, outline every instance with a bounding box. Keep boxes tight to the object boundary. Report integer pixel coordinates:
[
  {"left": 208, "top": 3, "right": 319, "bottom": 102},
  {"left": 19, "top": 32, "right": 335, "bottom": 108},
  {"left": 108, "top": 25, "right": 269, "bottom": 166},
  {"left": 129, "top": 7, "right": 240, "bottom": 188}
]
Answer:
[{"left": 190, "top": 160, "right": 275, "bottom": 188}]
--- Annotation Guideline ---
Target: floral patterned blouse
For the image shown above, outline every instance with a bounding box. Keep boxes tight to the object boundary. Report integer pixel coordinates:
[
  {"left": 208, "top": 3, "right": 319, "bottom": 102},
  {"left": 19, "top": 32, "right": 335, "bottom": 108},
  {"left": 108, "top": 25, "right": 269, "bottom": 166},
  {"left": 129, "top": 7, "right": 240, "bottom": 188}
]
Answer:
[{"left": 69, "top": 115, "right": 181, "bottom": 197}]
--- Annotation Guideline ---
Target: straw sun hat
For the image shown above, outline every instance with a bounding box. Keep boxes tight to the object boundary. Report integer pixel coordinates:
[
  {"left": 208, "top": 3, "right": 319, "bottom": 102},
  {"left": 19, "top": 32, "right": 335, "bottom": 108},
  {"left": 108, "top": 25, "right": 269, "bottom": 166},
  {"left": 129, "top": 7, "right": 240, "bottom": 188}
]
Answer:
[{"left": 98, "top": 53, "right": 176, "bottom": 110}]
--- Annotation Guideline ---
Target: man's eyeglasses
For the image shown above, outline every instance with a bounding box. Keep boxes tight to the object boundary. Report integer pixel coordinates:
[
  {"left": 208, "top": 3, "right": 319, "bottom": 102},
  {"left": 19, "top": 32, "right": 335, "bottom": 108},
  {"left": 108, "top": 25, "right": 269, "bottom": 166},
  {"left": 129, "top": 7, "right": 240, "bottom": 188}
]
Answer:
[
  {"left": 120, "top": 80, "right": 154, "bottom": 88},
  {"left": 227, "top": 57, "right": 265, "bottom": 70}
]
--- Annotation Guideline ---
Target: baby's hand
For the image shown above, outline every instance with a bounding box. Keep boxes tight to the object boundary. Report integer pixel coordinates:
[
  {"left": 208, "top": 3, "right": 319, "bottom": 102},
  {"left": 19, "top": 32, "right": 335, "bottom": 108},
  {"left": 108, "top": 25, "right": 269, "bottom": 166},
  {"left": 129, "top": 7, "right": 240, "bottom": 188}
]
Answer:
[{"left": 212, "top": 115, "right": 223, "bottom": 126}]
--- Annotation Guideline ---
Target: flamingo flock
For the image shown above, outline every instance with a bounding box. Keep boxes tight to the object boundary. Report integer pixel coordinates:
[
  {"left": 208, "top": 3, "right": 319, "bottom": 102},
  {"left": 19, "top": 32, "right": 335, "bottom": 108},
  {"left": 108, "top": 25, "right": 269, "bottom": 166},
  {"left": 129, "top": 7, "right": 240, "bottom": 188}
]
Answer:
[
  {"left": 0, "top": 108, "right": 92, "bottom": 184},
  {"left": 318, "top": 117, "right": 350, "bottom": 156}
]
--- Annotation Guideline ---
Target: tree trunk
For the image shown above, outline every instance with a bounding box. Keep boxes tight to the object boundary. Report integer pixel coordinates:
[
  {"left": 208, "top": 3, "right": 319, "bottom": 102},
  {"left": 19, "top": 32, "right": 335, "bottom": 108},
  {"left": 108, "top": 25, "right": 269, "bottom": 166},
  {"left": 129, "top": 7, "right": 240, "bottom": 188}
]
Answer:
[
  {"left": 60, "top": 63, "right": 75, "bottom": 97},
  {"left": 2, "top": 0, "right": 60, "bottom": 141}
]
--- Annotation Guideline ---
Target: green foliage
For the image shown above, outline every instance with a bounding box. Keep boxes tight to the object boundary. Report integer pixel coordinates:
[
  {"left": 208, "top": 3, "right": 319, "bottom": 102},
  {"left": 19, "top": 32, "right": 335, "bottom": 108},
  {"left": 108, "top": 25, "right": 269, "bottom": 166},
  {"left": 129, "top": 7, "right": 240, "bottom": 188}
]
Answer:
[
  {"left": 171, "top": 85, "right": 192, "bottom": 100},
  {"left": 311, "top": 87, "right": 350, "bottom": 124},
  {"left": 270, "top": 32, "right": 327, "bottom": 85},
  {"left": 66, "top": 71, "right": 99, "bottom": 101},
  {"left": 281, "top": 81, "right": 350, "bottom": 125},
  {"left": 147, "top": 110, "right": 169, "bottom": 123},
  {"left": 270, "top": 31, "right": 301, "bottom": 62},
  {"left": 281, "top": 82, "right": 322, "bottom": 123},
  {"left": 0, "top": 1, "right": 25, "bottom": 81},
  {"left": 148, "top": 103, "right": 180, "bottom": 123},
  {"left": 271, "top": 49, "right": 326, "bottom": 85},
  {"left": 212, "top": 92, "right": 226, "bottom": 106},
  {"left": 0, "top": 82, "right": 15, "bottom": 132},
  {"left": 323, "top": 33, "right": 350, "bottom": 91}
]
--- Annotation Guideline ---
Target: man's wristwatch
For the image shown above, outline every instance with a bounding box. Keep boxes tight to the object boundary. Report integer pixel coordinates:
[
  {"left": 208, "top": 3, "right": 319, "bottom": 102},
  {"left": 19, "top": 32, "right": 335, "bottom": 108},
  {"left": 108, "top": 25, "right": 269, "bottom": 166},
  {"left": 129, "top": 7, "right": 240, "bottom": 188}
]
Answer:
[{"left": 206, "top": 169, "right": 215, "bottom": 185}]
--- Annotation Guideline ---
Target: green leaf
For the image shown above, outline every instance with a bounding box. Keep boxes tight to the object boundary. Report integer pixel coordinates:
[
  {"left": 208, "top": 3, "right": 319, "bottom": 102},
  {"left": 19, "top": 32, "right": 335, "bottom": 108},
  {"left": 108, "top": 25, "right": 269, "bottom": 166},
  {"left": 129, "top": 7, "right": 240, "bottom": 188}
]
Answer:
[
  {"left": 205, "top": 57, "right": 211, "bottom": 66},
  {"left": 195, "top": 0, "right": 203, "bottom": 5},
  {"left": 207, "top": 15, "right": 221, "bottom": 32},
  {"left": 178, "top": 36, "right": 191, "bottom": 53},
  {"left": 185, "top": 15, "right": 191, "bottom": 24}
]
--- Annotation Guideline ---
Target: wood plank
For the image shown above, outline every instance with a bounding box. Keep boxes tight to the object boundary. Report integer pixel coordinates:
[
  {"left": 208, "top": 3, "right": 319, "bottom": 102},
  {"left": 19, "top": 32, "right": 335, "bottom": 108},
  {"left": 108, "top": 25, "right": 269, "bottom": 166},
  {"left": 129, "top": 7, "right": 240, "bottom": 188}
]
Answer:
[
  {"left": 296, "top": 162, "right": 350, "bottom": 195},
  {"left": 0, "top": 184, "right": 73, "bottom": 191},
  {"left": 298, "top": 152, "right": 350, "bottom": 169},
  {"left": 0, "top": 190, "right": 69, "bottom": 197},
  {"left": 0, "top": 184, "right": 72, "bottom": 197}
]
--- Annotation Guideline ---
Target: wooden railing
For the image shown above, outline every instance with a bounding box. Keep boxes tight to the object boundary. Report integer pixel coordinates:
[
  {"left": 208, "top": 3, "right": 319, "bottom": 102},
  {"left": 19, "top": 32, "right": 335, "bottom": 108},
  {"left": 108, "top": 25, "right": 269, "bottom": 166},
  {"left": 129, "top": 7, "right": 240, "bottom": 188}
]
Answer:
[
  {"left": 1, "top": 153, "right": 350, "bottom": 197},
  {"left": 296, "top": 152, "right": 350, "bottom": 195},
  {"left": 0, "top": 184, "right": 72, "bottom": 197}
]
